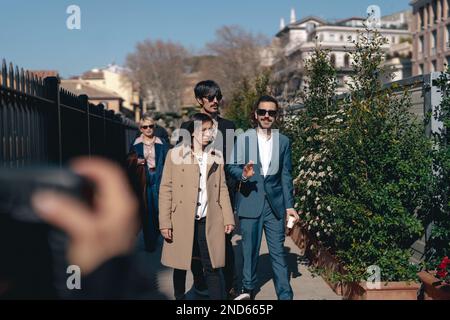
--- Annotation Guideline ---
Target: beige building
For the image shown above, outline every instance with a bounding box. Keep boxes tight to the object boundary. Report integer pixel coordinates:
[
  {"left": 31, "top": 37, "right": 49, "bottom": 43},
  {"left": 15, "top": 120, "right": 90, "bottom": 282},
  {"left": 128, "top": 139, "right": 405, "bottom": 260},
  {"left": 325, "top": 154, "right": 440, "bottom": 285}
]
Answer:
[
  {"left": 79, "top": 64, "right": 141, "bottom": 121},
  {"left": 411, "top": 0, "right": 450, "bottom": 75},
  {"left": 60, "top": 79, "right": 124, "bottom": 113}
]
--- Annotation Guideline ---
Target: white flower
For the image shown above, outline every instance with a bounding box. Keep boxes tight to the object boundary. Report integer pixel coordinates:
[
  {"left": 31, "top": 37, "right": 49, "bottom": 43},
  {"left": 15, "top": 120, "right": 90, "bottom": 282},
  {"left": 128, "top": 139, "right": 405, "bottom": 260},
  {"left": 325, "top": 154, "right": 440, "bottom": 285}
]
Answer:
[
  {"left": 327, "top": 206, "right": 332, "bottom": 211},
  {"left": 311, "top": 162, "right": 316, "bottom": 168},
  {"left": 327, "top": 166, "right": 332, "bottom": 171},
  {"left": 307, "top": 190, "right": 311, "bottom": 195},
  {"left": 317, "top": 181, "right": 322, "bottom": 187},
  {"left": 318, "top": 172, "right": 326, "bottom": 178},
  {"left": 308, "top": 225, "right": 312, "bottom": 231},
  {"left": 300, "top": 156, "right": 305, "bottom": 162},
  {"left": 318, "top": 165, "right": 323, "bottom": 170},
  {"left": 315, "top": 197, "right": 320, "bottom": 201},
  {"left": 316, "top": 232, "right": 321, "bottom": 237},
  {"left": 294, "top": 202, "right": 299, "bottom": 208},
  {"left": 317, "top": 205, "right": 321, "bottom": 210},
  {"left": 306, "top": 137, "right": 313, "bottom": 142},
  {"left": 301, "top": 196, "right": 306, "bottom": 201}
]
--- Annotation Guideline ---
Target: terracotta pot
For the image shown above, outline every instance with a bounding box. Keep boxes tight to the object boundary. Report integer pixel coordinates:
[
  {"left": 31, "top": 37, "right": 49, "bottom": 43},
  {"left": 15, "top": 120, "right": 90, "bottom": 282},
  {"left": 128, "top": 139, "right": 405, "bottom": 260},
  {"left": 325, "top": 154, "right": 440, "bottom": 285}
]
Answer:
[
  {"left": 343, "top": 281, "right": 420, "bottom": 300},
  {"left": 418, "top": 271, "right": 450, "bottom": 300}
]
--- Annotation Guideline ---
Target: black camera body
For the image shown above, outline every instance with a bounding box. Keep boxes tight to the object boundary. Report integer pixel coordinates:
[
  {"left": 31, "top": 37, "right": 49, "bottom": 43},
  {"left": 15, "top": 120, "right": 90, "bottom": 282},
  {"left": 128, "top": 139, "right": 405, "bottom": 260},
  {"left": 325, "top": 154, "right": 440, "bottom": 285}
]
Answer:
[{"left": 0, "top": 167, "right": 94, "bottom": 299}]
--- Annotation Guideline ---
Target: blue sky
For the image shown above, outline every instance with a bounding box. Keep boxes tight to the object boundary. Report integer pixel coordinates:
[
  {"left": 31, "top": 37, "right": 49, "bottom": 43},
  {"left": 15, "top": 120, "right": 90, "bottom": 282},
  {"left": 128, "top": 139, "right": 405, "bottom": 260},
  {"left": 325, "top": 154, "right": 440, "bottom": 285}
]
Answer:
[{"left": 0, "top": 0, "right": 411, "bottom": 78}]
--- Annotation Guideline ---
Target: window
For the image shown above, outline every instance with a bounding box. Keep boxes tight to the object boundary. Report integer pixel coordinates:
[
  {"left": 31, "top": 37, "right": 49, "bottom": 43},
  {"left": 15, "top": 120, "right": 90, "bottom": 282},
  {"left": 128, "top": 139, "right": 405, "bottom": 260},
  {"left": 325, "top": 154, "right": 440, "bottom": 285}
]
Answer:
[
  {"left": 447, "top": 24, "right": 450, "bottom": 48},
  {"left": 330, "top": 54, "right": 336, "bottom": 67},
  {"left": 432, "top": 30, "right": 438, "bottom": 56},
  {"left": 446, "top": 56, "right": 450, "bottom": 68},
  {"left": 420, "top": 7, "right": 425, "bottom": 29},
  {"left": 340, "top": 34, "right": 344, "bottom": 41},
  {"left": 419, "top": 63, "right": 424, "bottom": 75},
  {"left": 392, "top": 36, "right": 396, "bottom": 44},
  {"left": 431, "top": 60, "right": 437, "bottom": 72},
  {"left": 329, "top": 33, "right": 335, "bottom": 41},
  {"left": 344, "top": 54, "right": 350, "bottom": 68},
  {"left": 419, "top": 35, "right": 424, "bottom": 53}
]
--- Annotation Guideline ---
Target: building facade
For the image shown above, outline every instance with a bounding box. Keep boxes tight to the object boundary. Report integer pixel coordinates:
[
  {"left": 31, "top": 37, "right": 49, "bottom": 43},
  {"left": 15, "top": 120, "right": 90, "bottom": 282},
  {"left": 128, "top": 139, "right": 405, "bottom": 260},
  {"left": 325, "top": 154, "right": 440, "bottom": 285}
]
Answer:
[
  {"left": 78, "top": 64, "right": 142, "bottom": 121},
  {"left": 267, "top": 9, "right": 412, "bottom": 99},
  {"left": 411, "top": 0, "right": 450, "bottom": 75}
]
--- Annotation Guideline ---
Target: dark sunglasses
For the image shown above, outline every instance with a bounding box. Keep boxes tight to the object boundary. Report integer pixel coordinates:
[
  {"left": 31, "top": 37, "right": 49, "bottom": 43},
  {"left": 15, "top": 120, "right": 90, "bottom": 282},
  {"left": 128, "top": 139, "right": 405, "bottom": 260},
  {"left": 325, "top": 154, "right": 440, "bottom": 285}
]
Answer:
[
  {"left": 256, "top": 109, "right": 277, "bottom": 117},
  {"left": 141, "top": 125, "right": 155, "bottom": 130},
  {"left": 204, "top": 94, "right": 222, "bottom": 102}
]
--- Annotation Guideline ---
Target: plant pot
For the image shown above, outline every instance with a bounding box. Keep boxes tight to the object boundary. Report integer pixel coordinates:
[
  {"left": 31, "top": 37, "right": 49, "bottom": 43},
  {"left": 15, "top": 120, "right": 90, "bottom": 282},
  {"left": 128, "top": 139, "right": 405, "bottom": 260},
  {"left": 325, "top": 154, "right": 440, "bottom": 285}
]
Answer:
[
  {"left": 342, "top": 281, "right": 420, "bottom": 300},
  {"left": 418, "top": 271, "right": 450, "bottom": 300}
]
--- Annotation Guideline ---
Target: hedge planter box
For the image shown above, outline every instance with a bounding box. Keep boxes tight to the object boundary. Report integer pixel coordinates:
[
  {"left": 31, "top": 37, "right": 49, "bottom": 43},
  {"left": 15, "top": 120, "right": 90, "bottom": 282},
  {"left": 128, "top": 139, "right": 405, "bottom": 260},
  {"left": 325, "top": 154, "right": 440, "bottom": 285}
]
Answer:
[
  {"left": 290, "top": 222, "right": 420, "bottom": 300},
  {"left": 342, "top": 281, "right": 420, "bottom": 300},
  {"left": 418, "top": 271, "right": 450, "bottom": 300}
]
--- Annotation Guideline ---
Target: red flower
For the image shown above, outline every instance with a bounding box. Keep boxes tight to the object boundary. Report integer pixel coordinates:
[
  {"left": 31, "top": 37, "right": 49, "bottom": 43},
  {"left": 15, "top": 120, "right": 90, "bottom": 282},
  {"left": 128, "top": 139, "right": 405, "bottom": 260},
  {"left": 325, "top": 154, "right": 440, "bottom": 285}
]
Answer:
[{"left": 437, "top": 270, "right": 448, "bottom": 279}]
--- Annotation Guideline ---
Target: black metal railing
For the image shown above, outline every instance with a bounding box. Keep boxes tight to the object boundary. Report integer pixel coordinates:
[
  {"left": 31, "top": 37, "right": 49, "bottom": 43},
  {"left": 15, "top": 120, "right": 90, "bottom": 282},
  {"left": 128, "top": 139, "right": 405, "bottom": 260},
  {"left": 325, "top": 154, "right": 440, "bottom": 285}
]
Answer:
[{"left": 0, "top": 59, "right": 138, "bottom": 168}]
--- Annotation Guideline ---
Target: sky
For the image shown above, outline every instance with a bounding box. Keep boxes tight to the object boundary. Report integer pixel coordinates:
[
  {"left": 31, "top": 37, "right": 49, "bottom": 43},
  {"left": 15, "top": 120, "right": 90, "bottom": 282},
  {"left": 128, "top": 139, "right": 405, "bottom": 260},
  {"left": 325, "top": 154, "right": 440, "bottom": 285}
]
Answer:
[{"left": 0, "top": 0, "right": 411, "bottom": 78}]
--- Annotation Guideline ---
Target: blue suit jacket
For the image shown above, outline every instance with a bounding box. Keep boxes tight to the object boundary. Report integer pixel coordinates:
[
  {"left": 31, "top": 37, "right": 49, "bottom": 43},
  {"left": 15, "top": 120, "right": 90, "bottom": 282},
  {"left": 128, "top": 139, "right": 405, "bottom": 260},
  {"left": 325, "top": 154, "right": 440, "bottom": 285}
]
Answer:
[{"left": 227, "top": 129, "right": 295, "bottom": 219}]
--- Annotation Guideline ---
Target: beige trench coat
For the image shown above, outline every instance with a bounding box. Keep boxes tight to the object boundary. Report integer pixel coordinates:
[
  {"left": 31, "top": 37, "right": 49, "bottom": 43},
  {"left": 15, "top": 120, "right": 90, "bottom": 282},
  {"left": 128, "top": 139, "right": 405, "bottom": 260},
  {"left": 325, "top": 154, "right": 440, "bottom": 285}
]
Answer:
[{"left": 159, "top": 145, "right": 235, "bottom": 270}]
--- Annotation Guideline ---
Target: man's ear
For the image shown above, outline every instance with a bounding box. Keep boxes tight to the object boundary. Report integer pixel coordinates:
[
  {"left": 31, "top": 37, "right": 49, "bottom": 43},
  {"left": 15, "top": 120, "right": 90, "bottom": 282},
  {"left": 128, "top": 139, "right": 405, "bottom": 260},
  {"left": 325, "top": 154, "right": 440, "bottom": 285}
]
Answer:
[{"left": 196, "top": 97, "right": 203, "bottom": 106}]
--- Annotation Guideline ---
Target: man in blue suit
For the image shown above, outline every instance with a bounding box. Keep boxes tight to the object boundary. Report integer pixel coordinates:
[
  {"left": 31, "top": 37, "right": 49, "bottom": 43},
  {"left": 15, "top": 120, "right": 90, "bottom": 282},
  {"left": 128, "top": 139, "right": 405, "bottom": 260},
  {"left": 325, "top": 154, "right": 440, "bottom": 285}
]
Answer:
[{"left": 227, "top": 95, "right": 299, "bottom": 300}]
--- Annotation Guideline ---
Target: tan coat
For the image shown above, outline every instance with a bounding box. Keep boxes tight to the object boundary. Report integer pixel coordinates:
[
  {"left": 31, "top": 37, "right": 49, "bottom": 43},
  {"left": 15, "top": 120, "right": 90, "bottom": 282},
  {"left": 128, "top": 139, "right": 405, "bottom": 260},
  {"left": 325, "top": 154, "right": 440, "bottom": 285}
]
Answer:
[{"left": 159, "top": 145, "right": 235, "bottom": 270}]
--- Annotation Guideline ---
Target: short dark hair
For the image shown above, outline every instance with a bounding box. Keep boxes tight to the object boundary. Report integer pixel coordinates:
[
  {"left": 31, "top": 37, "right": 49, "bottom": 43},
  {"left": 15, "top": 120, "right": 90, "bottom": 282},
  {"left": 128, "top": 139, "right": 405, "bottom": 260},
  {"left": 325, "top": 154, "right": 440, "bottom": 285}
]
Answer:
[
  {"left": 254, "top": 95, "right": 279, "bottom": 110},
  {"left": 194, "top": 80, "right": 222, "bottom": 100},
  {"left": 185, "top": 113, "right": 213, "bottom": 137},
  {"left": 251, "top": 95, "right": 281, "bottom": 127}
]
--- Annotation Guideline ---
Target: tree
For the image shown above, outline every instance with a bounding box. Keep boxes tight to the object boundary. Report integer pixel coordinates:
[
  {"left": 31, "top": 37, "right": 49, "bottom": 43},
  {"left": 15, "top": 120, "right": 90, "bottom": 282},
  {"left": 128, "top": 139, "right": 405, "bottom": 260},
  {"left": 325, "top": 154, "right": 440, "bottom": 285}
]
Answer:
[
  {"left": 224, "top": 72, "right": 270, "bottom": 131},
  {"left": 125, "top": 39, "right": 189, "bottom": 113},
  {"left": 204, "top": 25, "right": 268, "bottom": 99}
]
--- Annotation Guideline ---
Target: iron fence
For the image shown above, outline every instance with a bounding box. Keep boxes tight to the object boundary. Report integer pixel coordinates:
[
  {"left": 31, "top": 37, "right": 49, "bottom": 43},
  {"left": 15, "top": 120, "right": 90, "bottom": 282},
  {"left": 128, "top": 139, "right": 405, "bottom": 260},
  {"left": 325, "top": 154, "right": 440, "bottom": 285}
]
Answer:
[{"left": 0, "top": 59, "right": 138, "bottom": 168}]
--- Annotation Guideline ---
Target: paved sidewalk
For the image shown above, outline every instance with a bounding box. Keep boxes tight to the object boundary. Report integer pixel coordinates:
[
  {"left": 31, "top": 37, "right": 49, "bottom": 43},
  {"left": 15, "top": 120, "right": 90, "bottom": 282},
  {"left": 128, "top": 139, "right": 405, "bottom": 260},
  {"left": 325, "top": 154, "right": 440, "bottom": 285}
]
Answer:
[{"left": 134, "top": 231, "right": 340, "bottom": 300}]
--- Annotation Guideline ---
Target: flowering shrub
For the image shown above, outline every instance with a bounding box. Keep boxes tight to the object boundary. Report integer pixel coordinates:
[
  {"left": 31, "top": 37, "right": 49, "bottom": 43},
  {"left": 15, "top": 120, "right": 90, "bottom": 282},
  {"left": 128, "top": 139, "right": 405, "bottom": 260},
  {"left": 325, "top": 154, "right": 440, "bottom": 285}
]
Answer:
[
  {"left": 284, "top": 29, "right": 434, "bottom": 283},
  {"left": 425, "top": 69, "right": 450, "bottom": 275}
]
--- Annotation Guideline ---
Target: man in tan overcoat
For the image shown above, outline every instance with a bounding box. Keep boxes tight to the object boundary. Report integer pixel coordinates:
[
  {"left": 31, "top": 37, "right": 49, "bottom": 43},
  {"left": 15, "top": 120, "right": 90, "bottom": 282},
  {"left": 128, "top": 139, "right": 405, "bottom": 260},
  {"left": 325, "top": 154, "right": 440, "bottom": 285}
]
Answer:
[{"left": 159, "top": 113, "right": 235, "bottom": 300}]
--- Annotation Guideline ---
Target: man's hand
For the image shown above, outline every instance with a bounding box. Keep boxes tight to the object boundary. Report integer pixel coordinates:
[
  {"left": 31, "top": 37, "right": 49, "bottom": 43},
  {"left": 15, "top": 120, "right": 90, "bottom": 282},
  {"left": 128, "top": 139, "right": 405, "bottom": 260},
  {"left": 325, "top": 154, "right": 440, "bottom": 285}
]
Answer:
[
  {"left": 286, "top": 208, "right": 300, "bottom": 223},
  {"left": 161, "top": 228, "right": 173, "bottom": 241},
  {"left": 225, "top": 225, "right": 235, "bottom": 235},
  {"left": 242, "top": 160, "right": 255, "bottom": 179},
  {"left": 32, "top": 157, "right": 139, "bottom": 275}
]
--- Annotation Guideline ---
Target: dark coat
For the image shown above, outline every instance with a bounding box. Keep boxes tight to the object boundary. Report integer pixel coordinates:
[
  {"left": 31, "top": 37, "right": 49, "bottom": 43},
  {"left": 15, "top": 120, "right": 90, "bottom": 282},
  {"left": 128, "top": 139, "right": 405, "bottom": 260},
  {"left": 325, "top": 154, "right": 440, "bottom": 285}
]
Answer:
[{"left": 126, "top": 138, "right": 170, "bottom": 251}]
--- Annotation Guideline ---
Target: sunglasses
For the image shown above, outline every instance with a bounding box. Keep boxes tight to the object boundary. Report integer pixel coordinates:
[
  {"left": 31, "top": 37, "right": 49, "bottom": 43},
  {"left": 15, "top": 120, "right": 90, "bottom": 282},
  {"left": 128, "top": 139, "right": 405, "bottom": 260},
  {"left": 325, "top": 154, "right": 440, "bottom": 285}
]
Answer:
[
  {"left": 204, "top": 94, "right": 222, "bottom": 102},
  {"left": 256, "top": 109, "right": 277, "bottom": 117},
  {"left": 141, "top": 125, "right": 155, "bottom": 130}
]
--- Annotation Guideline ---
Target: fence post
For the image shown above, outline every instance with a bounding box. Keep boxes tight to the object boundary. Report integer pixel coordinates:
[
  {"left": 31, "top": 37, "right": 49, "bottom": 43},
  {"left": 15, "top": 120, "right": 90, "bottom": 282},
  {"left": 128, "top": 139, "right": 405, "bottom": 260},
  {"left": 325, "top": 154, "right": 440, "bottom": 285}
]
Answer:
[
  {"left": 44, "top": 76, "right": 62, "bottom": 166},
  {"left": 79, "top": 94, "right": 91, "bottom": 157}
]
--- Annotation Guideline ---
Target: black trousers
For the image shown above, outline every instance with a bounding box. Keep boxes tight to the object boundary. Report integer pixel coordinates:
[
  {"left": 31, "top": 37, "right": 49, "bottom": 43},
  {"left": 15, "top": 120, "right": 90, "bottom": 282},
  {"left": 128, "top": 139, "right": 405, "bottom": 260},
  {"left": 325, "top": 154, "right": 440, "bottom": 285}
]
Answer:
[{"left": 173, "top": 218, "right": 223, "bottom": 300}]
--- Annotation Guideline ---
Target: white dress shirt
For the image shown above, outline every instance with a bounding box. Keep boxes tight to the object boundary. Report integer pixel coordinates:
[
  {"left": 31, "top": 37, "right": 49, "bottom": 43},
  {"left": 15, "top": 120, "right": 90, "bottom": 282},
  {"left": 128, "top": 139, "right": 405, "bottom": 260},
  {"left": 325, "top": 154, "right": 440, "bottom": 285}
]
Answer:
[
  {"left": 257, "top": 130, "right": 273, "bottom": 177},
  {"left": 194, "top": 151, "right": 208, "bottom": 220}
]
